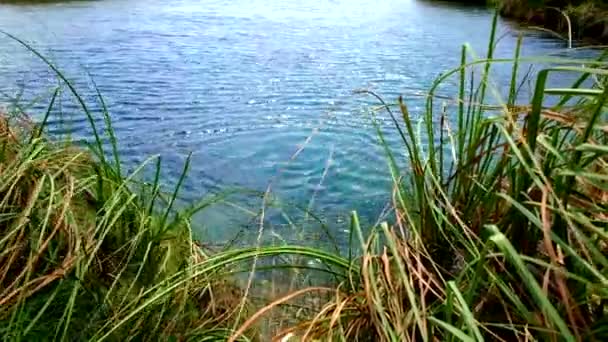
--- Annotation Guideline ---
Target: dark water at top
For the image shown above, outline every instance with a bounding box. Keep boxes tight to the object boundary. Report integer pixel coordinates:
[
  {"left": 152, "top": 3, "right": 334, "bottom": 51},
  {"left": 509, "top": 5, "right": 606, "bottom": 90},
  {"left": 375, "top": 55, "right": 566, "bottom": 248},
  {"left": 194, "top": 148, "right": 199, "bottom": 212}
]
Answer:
[{"left": 0, "top": 0, "right": 593, "bottom": 243}]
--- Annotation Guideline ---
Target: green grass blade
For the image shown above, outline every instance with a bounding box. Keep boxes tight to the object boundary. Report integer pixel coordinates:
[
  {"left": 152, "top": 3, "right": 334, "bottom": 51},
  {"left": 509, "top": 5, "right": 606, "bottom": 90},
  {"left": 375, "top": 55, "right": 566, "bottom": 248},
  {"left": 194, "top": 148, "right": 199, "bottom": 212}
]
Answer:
[
  {"left": 486, "top": 225, "right": 576, "bottom": 341},
  {"left": 429, "top": 317, "right": 475, "bottom": 342}
]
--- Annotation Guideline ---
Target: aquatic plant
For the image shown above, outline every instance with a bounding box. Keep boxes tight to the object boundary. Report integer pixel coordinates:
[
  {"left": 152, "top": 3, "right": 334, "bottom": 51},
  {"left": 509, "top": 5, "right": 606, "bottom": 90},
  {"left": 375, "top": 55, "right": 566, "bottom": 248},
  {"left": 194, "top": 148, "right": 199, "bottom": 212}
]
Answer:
[{"left": 241, "top": 14, "right": 608, "bottom": 341}]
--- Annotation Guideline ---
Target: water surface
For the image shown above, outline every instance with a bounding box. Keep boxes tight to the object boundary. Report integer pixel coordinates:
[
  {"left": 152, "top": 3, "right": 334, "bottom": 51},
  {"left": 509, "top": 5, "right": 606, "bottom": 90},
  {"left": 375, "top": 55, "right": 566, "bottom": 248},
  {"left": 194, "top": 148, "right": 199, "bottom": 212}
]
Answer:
[{"left": 0, "top": 0, "right": 587, "bottom": 243}]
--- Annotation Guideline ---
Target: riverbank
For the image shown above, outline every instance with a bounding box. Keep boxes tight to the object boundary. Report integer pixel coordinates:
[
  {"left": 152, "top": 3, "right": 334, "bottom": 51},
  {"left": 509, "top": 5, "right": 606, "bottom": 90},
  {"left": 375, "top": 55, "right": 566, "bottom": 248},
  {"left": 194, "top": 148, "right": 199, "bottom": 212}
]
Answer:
[
  {"left": 496, "top": 0, "right": 608, "bottom": 43},
  {"left": 2, "top": 17, "right": 608, "bottom": 341}
]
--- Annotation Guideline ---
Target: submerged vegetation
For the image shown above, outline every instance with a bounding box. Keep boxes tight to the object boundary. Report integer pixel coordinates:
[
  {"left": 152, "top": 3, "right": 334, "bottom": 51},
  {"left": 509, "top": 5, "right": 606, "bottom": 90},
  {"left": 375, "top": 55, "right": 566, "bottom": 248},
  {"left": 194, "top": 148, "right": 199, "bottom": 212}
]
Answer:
[{"left": 1, "top": 13, "right": 608, "bottom": 341}]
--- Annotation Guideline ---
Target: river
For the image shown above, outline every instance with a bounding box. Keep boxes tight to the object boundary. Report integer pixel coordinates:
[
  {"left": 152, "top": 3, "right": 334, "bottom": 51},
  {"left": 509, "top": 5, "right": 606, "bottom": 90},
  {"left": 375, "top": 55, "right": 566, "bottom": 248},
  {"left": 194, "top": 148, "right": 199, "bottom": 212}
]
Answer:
[{"left": 0, "top": 0, "right": 592, "bottom": 245}]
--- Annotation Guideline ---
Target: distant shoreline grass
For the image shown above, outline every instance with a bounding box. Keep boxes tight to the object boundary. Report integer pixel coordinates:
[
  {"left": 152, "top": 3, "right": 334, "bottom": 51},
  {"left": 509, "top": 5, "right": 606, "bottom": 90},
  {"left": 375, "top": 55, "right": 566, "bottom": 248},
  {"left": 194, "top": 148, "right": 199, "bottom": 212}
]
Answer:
[
  {"left": 428, "top": 0, "right": 608, "bottom": 43},
  {"left": 495, "top": 0, "right": 608, "bottom": 43},
  {"left": 2, "top": 14, "right": 608, "bottom": 341}
]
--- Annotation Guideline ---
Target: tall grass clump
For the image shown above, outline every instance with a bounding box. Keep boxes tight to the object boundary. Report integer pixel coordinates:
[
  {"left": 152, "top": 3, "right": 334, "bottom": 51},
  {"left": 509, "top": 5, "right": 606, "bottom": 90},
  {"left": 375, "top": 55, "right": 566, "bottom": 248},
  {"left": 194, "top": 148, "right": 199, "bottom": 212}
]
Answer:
[
  {"left": 0, "top": 34, "right": 272, "bottom": 340},
  {"left": 247, "top": 15, "right": 608, "bottom": 341},
  {"left": 0, "top": 108, "right": 265, "bottom": 341}
]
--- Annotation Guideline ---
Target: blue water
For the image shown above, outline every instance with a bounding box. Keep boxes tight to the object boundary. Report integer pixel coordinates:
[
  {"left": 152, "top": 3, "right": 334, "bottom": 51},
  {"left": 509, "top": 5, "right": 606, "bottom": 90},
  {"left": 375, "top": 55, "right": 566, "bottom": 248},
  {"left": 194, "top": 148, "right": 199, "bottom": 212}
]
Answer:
[{"left": 0, "top": 0, "right": 593, "bottom": 244}]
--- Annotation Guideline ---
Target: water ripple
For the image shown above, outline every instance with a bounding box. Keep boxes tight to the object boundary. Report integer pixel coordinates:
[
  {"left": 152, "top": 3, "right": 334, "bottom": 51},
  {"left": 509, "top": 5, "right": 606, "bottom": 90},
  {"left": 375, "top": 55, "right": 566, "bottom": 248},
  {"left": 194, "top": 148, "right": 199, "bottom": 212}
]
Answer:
[{"left": 0, "top": 0, "right": 589, "bottom": 241}]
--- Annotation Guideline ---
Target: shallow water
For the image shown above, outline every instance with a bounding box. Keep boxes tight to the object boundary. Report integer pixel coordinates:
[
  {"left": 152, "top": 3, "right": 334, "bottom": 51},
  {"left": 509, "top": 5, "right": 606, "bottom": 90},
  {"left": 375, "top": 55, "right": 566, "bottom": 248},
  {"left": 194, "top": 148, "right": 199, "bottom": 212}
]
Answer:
[{"left": 0, "top": 0, "right": 594, "bottom": 244}]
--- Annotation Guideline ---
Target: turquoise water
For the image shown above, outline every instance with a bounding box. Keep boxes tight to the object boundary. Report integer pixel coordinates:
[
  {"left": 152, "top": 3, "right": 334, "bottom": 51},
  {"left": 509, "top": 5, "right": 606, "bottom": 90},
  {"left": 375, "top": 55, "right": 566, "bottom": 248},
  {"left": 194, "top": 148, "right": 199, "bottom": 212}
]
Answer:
[{"left": 0, "top": 0, "right": 591, "bottom": 244}]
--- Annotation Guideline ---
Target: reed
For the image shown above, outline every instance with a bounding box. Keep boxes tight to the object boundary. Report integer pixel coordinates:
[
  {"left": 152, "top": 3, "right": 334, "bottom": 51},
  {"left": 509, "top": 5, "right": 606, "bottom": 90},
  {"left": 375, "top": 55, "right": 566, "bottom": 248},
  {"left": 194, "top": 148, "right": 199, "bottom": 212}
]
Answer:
[{"left": 247, "top": 14, "right": 608, "bottom": 341}]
